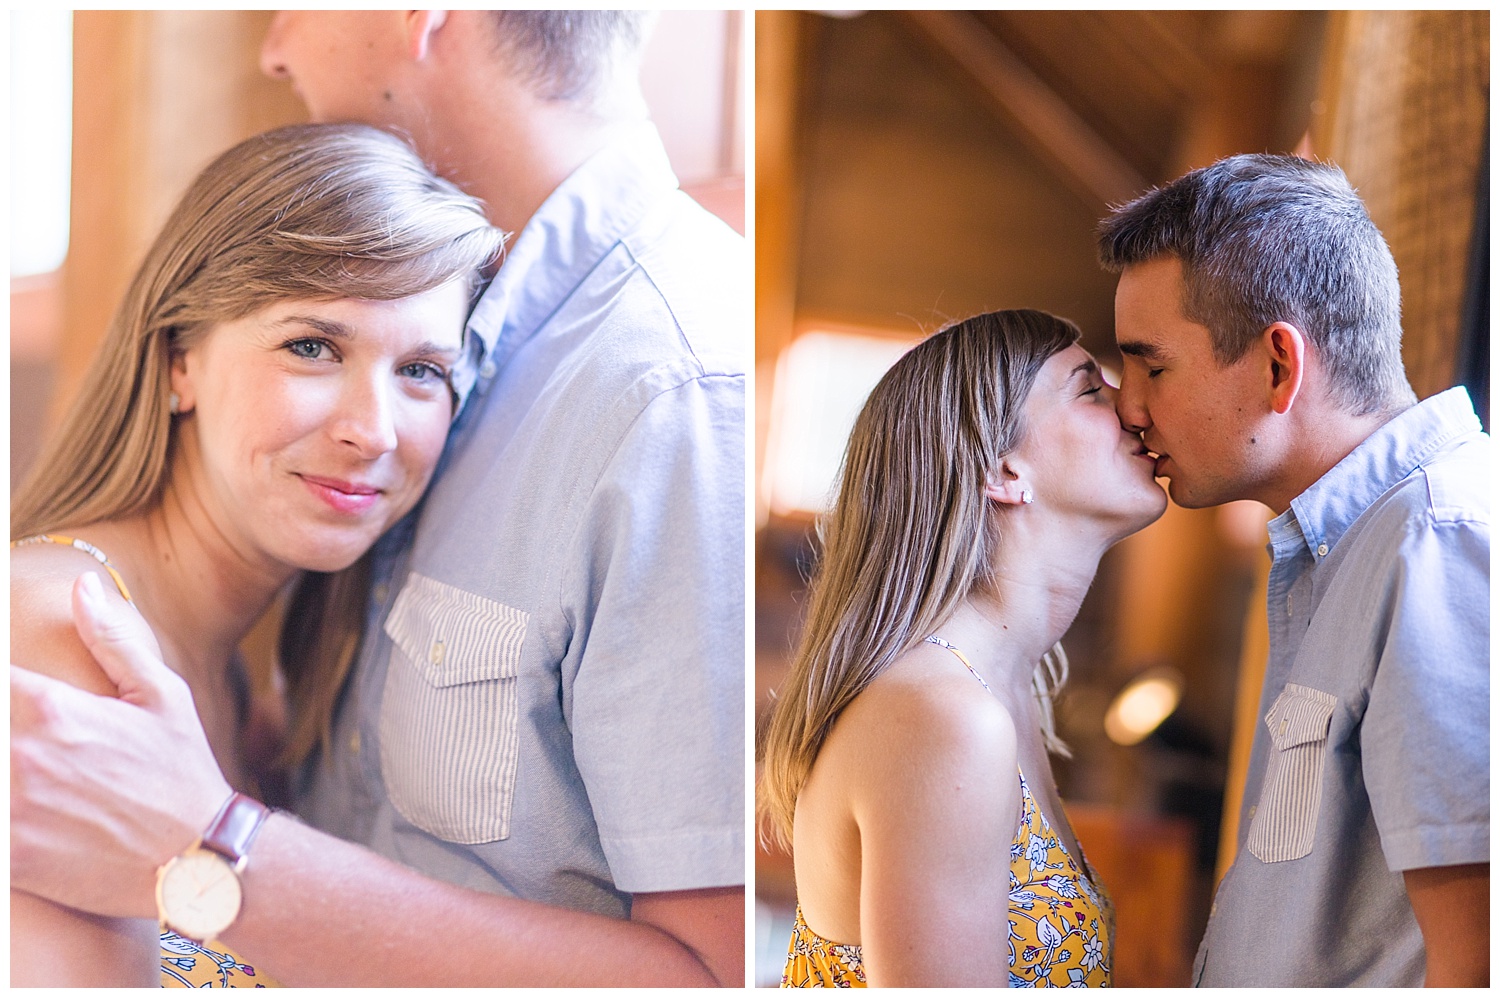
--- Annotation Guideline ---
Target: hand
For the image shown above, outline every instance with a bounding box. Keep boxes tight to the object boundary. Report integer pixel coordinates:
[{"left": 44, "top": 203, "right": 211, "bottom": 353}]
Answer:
[{"left": 11, "top": 572, "right": 232, "bottom": 918}]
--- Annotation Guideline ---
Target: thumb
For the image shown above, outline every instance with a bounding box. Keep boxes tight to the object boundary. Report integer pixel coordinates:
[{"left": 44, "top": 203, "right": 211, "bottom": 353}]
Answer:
[{"left": 71, "top": 572, "right": 178, "bottom": 709}]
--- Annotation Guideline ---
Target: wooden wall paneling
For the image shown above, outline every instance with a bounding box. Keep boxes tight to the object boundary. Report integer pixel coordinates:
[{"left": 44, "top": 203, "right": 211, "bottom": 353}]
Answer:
[
  {"left": 792, "top": 13, "right": 1120, "bottom": 354},
  {"left": 754, "top": 10, "right": 806, "bottom": 370},
  {"left": 899, "top": 10, "right": 1147, "bottom": 211},
  {"left": 53, "top": 11, "right": 303, "bottom": 428},
  {"left": 1314, "top": 10, "right": 1489, "bottom": 401},
  {"left": 754, "top": 11, "right": 808, "bottom": 527},
  {"left": 54, "top": 11, "right": 152, "bottom": 428}
]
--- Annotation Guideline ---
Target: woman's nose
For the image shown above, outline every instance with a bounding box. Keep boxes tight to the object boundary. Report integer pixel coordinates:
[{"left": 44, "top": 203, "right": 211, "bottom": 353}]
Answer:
[{"left": 332, "top": 375, "right": 399, "bottom": 458}]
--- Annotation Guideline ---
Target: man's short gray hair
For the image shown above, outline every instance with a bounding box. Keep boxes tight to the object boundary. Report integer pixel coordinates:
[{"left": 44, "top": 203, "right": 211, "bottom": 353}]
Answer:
[
  {"left": 1098, "top": 154, "right": 1414, "bottom": 416},
  {"left": 488, "top": 11, "right": 654, "bottom": 103}
]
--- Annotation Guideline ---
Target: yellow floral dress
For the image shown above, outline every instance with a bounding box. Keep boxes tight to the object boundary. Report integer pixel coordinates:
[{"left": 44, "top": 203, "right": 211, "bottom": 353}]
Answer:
[
  {"left": 781, "top": 636, "right": 1113, "bottom": 988},
  {"left": 13, "top": 534, "right": 281, "bottom": 989}
]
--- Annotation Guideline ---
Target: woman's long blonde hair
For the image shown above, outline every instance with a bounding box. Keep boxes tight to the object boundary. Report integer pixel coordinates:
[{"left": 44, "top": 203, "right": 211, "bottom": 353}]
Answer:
[
  {"left": 12, "top": 122, "right": 506, "bottom": 767},
  {"left": 757, "top": 309, "right": 1081, "bottom": 850}
]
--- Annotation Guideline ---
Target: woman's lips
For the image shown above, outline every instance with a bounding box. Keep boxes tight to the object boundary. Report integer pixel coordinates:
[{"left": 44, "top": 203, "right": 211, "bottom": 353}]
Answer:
[{"left": 298, "top": 473, "right": 382, "bottom": 515}]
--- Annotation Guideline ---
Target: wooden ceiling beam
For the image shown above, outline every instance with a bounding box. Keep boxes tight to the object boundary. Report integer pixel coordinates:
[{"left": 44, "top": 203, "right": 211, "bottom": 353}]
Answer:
[{"left": 899, "top": 9, "right": 1149, "bottom": 209}]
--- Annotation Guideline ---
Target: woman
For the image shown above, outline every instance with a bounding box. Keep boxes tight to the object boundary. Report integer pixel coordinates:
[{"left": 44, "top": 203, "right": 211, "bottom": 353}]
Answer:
[
  {"left": 11, "top": 123, "right": 505, "bottom": 986},
  {"left": 759, "top": 309, "right": 1167, "bottom": 987}
]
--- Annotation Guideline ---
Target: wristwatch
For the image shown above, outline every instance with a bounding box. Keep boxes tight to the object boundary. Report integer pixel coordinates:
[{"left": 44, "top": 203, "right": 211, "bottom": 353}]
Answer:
[{"left": 154, "top": 792, "right": 270, "bottom": 943}]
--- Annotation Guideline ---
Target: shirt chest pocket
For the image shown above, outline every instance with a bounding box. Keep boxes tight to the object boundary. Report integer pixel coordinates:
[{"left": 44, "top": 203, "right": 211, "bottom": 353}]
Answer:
[
  {"left": 379, "top": 572, "right": 529, "bottom": 845},
  {"left": 1246, "top": 684, "right": 1337, "bottom": 863}
]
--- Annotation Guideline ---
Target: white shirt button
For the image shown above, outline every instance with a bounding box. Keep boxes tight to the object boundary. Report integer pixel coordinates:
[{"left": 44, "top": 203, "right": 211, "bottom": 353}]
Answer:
[
  {"left": 1317, "top": 543, "right": 1329, "bottom": 557},
  {"left": 430, "top": 639, "right": 446, "bottom": 666},
  {"left": 480, "top": 360, "right": 497, "bottom": 379}
]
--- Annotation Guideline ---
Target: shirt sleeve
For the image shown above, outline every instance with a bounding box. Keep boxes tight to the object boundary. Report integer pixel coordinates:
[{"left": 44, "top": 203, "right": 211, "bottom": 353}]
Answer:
[
  {"left": 1362, "top": 512, "right": 1489, "bottom": 872},
  {"left": 560, "top": 371, "right": 746, "bottom": 894}
]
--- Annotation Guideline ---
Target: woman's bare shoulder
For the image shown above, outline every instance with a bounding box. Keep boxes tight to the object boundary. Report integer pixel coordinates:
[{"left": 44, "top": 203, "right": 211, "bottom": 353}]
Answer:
[
  {"left": 11, "top": 545, "right": 134, "bottom": 697},
  {"left": 826, "top": 646, "right": 1019, "bottom": 802}
]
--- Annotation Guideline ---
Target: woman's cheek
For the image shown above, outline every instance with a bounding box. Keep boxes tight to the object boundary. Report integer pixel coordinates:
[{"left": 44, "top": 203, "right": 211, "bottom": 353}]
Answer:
[{"left": 402, "top": 403, "right": 454, "bottom": 484}]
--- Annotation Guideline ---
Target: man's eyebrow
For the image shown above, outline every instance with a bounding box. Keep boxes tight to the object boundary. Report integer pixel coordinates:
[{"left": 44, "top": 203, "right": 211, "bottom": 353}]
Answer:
[{"left": 1117, "top": 340, "right": 1164, "bottom": 361}]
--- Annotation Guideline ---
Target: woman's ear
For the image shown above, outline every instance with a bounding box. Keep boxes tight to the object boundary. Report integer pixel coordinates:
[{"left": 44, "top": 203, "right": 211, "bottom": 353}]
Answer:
[
  {"left": 168, "top": 350, "right": 197, "bottom": 416},
  {"left": 983, "top": 460, "right": 1034, "bottom": 506}
]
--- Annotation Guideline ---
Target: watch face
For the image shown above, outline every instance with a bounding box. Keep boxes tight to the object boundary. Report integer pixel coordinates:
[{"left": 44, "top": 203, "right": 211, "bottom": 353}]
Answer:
[{"left": 156, "top": 849, "right": 242, "bottom": 942}]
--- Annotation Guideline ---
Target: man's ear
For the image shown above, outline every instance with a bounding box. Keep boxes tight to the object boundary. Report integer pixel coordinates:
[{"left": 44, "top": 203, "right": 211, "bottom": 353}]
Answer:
[
  {"left": 1262, "top": 321, "right": 1306, "bottom": 415},
  {"left": 982, "top": 460, "right": 1033, "bottom": 506},
  {"left": 405, "top": 10, "right": 449, "bottom": 61}
]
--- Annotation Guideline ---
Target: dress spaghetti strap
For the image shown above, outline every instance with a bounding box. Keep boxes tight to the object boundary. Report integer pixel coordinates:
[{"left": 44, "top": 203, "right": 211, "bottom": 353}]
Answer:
[
  {"left": 12, "top": 533, "right": 134, "bottom": 602},
  {"left": 925, "top": 634, "right": 992, "bottom": 692}
]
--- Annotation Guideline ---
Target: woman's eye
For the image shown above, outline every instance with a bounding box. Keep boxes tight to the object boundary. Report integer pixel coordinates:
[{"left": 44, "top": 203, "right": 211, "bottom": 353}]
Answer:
[
  {"left": 1082, "top": 385, "right": 1103, "bottom": 396},
  {"left": 285, "top": 338, "right": 330, "bottom": 361},
  {"left": 400, "top": 362, "right": 447, "bottom": 382}
]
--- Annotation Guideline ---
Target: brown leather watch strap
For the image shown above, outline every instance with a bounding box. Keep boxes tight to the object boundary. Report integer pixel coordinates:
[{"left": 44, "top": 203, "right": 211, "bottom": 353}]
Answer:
[{"left": 200, "top": 792, "right": 270, "bottom": 866}]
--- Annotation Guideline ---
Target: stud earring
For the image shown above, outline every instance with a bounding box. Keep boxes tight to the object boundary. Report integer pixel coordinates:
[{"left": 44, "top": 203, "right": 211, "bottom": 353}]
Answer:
[
  {"left": 169, "top": 391, "right": 181, "bottom": 414},
  {"left": 1020, "top": 489, "right": 1034, "bottom": 505}
]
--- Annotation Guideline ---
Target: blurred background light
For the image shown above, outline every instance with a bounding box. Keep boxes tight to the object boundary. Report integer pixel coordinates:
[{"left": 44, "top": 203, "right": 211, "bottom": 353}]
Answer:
[
  {"left": 1105, "top": 666, "right": 1184, "bottom": 746},
  {"left": 761, "top": 329, "right": 913, "bottom": 517}
]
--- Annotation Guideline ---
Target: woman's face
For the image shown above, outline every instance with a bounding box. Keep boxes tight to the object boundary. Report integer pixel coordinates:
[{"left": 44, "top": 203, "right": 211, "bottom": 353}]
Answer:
[
  {"left": 170, "top": 280, "right": 469, "bottom": 574},
  {"left": 1008, "top": 344, "right": 1168, "bottom": 540}
]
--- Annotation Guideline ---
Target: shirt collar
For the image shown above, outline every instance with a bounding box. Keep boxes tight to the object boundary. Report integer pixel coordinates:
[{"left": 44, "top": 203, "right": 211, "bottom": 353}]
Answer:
[
  {"left": 1278, "top": 387, "right": 1482, "bottom": 560},
  {"left": 464, "top": 121, "right": 678, "bottom": 377}
]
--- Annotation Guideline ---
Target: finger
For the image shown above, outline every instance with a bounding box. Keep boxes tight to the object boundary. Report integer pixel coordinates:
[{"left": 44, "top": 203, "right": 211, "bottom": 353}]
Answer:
[
  {"left": 9, "top": 662, "right": 84, "bottom": 732},
  {"left": 71, "top": 572, "right": 177, "bottom": 709},
  {"left": 11, "top": 662, "right": 54, "bottom": 730}
]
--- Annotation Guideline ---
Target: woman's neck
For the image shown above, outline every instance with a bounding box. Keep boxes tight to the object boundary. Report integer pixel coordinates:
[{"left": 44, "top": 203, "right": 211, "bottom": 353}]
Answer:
[
  {"left": 74, "top": 485, "right": 293, "bottom": 684},
  {"left": 936, "top": 516, "right": 1108, "bottom": 706}
]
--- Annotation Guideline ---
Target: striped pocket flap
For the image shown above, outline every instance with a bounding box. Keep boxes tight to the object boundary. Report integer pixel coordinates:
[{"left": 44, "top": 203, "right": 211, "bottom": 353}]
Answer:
[
  {"left": 383, "top": 573, "right": 529, "bottom": 688},
  {"left": 1264, "top": 683, "right": 1336, "bottom": 750}
]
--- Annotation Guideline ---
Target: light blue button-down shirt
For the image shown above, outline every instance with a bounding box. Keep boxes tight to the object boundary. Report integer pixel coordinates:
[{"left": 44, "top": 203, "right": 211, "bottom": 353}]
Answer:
[
  {"left": 294, "top": 122, "right": 747, "bottom": 917},
  {"left": 1195, "top": 387, "right": 1490, "bottom": 986}
]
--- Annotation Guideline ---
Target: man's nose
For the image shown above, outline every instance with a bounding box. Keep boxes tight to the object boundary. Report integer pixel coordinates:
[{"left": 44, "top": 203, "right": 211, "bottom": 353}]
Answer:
[{"left": 1114, "top": 369, "right": 1151, "bottom": 434}]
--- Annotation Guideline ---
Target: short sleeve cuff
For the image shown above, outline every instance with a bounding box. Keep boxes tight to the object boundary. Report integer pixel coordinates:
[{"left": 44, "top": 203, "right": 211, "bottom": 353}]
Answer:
[
  {"left": 1381, "top": 821, "right": 1489, "bottom": 872},
  {"left": 602, "top": 824, "right": 745, "bottom": 893}
]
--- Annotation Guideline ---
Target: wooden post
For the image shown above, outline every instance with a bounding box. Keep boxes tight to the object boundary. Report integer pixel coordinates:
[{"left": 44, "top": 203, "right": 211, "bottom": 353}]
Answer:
[{"left": 53, "top": 11, "right": 304, "bottom": 427}]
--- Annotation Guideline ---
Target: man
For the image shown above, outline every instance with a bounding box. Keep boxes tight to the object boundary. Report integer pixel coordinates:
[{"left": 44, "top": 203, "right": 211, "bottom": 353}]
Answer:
[
  {"left": 10, "top": 11, "right": 745, "bottom": 986},
  {"left": 1098, "top": 154, "right": 1488, "bottom": 986}
]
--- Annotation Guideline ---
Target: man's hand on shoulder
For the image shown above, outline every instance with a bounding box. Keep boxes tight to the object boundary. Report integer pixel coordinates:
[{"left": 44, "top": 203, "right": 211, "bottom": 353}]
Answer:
[{"left": 11, "top": 573, "right": 231, "bottom": 917}]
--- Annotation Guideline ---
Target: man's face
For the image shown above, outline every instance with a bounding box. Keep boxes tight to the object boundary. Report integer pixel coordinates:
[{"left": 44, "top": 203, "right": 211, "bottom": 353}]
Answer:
[
  {"left": 1112, "top": 256, "right": 1269, "bottom": 509},
  {"left": 260, "top": 11, "right": 409, "bottom": 127}
]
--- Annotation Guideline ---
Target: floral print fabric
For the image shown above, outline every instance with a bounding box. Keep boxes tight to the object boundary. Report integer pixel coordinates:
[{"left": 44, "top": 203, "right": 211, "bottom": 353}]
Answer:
[
  {"left": 160, "top": 931, "right": 277, "bottom": 987},
  {"left": 781, "top": 771, "right": 1112, "bottom": 987}
]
